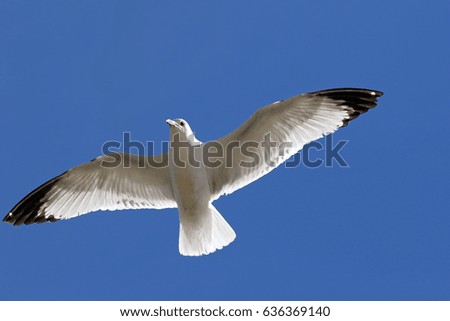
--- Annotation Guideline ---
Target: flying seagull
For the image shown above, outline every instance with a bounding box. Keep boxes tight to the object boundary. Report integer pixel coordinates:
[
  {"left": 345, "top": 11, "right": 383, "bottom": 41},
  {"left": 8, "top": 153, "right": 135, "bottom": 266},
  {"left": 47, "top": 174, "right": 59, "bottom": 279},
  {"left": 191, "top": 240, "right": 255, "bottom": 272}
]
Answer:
[{"left": 3, "top": 88, "right": 383, "bottom": 256}]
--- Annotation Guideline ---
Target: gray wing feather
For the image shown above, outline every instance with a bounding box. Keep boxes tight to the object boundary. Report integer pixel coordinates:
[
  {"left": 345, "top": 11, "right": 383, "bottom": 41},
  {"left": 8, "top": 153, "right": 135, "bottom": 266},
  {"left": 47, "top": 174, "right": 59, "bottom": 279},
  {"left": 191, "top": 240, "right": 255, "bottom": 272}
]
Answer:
[
  {"left": 3, "top": 153, "right": 176, "bottom": 225},
  {"left": 206, "top": 88, "right": 383, "bottom": 200}
]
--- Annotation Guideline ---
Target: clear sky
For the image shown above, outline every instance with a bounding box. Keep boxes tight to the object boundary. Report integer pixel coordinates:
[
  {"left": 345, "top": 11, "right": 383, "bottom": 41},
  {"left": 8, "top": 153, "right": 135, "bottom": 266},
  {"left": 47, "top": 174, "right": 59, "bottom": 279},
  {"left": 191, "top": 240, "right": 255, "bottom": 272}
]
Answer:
[{"left": 1, "top": 1, "right": 449, "bottom": 300}]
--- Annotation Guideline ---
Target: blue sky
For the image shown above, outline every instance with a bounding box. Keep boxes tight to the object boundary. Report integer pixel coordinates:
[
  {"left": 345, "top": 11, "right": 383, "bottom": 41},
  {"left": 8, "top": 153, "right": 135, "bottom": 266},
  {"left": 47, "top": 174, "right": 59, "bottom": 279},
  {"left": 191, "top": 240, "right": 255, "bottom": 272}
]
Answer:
[{"left": 1, "top": 1, "right": 449, "bottom": 300}]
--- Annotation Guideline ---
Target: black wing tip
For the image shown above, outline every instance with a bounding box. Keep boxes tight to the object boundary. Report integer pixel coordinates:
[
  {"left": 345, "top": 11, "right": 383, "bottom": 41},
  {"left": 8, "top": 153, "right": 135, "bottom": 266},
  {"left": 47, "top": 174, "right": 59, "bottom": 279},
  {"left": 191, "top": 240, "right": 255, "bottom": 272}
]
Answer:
[
  {"left": 311, "top": 87, "right": 383, "bottom": 98},
  {"left": 3, "top": 212, "right": 59, "bottom": 226},
  {"left": 311, "top": 87, "right": 383, "bottom": 127},
  {"left": 3, "top": 174, "right": 64, "bottom": 226}
]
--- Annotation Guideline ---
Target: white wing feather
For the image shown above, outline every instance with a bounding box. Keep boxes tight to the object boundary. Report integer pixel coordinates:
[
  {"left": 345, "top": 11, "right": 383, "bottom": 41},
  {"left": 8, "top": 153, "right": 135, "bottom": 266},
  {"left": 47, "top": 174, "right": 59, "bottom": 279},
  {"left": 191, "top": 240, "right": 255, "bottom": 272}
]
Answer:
[
  {"left": 206, "top": 88, "right": 382, "bottom": 200},
  {"left": 4, "top": 152, "right": 176, "bottom": 225}
]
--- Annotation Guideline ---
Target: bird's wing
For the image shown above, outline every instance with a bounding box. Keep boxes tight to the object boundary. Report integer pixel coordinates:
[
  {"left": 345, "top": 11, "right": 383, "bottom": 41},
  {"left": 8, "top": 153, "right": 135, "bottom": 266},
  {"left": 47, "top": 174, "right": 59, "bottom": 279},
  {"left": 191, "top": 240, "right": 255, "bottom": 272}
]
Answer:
[
  {"left": 205, "top": 88, "right": 383, "bottom": 200},
  {"left": 3, "top": 152, "right": 176, "bottom": 225}
]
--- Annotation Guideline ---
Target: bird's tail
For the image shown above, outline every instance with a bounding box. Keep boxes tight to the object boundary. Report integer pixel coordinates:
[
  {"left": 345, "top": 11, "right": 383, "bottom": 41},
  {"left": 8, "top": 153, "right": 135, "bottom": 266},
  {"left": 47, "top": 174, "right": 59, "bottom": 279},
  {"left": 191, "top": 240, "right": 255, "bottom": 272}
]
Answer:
[{"left": 179, "top": 205, "right": 236, "bottom": 256}]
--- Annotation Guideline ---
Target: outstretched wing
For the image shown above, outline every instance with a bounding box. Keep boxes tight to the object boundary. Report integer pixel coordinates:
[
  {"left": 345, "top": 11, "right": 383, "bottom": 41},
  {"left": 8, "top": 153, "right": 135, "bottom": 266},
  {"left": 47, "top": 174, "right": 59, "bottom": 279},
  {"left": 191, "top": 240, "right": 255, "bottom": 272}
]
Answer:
[
  {"left": 3, "top": 152, "right": 176, "bottom": 225},
  {"left": 206, "top": 88, "right": 383, "bottom": 200}
]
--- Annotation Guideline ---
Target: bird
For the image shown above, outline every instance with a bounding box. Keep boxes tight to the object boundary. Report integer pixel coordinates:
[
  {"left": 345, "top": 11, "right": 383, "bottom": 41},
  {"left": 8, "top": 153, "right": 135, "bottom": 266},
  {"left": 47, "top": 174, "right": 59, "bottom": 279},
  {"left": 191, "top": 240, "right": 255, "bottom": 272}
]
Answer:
[{"left": 3, "top": 88, "right": 383, "bottom": 256}]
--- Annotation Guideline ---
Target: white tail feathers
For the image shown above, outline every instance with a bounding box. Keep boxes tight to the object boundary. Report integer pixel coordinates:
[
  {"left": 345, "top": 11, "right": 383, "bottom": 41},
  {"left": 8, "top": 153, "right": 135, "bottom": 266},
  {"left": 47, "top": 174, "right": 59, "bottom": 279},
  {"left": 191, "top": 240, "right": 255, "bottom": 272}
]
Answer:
[{"left": 179, "top": 205, "right": 236, "bottom": 256}]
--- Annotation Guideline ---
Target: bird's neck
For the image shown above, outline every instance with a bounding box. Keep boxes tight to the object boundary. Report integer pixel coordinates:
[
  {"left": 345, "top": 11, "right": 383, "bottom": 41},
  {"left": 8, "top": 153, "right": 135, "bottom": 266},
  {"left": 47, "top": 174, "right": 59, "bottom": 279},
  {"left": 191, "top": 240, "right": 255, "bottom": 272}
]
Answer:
[
  {"left": 170, "top": 132, "right": 200, "bottom": 146},
  {"left": 188, "top": 134, "right": 201, "bottom": 145}
]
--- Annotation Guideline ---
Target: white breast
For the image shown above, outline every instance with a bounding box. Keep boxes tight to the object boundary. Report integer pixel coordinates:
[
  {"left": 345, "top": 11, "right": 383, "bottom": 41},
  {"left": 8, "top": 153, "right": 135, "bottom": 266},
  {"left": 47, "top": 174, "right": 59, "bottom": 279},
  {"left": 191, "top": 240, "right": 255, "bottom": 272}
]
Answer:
[{"left": 168, "top": 144, "right": 211, "bottom": 214}]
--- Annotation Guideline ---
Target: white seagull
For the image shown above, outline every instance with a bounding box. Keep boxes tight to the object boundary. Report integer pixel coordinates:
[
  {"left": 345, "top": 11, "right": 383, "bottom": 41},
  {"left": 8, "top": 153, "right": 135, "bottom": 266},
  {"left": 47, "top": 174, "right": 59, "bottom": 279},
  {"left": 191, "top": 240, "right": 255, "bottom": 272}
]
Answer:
[{"left": 4, "top": 88, "right": 383, "bottom": 256}]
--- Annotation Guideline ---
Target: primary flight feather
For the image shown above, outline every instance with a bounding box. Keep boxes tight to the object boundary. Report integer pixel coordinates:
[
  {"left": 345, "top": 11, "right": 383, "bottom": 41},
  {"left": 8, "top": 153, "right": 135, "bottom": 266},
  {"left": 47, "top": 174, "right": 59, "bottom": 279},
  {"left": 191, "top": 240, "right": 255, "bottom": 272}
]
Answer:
[{"left": 3, "top": 88, "right": 383, "bottom": 256}]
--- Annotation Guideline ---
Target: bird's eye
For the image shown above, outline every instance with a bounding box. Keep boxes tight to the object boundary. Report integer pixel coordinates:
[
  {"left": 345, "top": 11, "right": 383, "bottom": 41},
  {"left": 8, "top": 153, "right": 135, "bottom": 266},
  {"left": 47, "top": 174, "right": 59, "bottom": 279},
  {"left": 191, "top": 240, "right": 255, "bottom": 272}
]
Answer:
[{"left": 180, "top": 121, "right": 185, "bottom": 126}]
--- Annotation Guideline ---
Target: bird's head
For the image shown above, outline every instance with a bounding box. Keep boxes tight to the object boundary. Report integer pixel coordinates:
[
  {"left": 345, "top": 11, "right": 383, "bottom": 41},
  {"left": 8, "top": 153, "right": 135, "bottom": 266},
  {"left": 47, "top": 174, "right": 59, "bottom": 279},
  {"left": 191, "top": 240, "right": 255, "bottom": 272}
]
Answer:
[{"left": 166, "top": 118, "right": 196, "bottom": 142}]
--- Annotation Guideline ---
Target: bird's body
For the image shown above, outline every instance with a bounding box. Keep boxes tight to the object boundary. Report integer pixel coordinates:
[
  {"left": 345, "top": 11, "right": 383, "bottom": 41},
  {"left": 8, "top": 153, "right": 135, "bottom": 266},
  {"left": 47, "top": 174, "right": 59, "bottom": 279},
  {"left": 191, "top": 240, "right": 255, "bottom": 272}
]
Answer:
[
  {"left": 3, "top": 88, "right": 383, "bottom": 256},
  {"left": 167, "top": 119, "right": 236, "bottom": 255}
]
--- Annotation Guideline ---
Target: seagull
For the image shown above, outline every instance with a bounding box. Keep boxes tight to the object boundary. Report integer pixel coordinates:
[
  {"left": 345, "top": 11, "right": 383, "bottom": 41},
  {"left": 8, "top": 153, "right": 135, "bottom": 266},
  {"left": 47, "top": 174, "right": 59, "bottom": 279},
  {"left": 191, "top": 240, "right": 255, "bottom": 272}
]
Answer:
[{"left": 3, "top": 88, "right": 383, "bottom": 256}]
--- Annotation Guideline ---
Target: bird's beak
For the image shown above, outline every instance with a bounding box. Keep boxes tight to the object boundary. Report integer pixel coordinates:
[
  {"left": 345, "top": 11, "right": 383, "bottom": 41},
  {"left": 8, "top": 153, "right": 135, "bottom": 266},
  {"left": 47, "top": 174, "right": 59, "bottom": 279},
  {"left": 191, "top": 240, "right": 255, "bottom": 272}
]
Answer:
[{"left": 166, "top": 119, "right": 182, "bottom": 130}]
